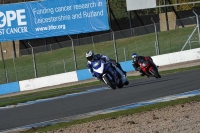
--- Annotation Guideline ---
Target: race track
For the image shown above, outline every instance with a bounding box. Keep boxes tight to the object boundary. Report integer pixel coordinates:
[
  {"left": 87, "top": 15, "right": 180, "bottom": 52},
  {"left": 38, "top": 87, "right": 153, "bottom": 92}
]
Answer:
[{"left": 0, "top": 69, "right": 200, "bottom": 131}]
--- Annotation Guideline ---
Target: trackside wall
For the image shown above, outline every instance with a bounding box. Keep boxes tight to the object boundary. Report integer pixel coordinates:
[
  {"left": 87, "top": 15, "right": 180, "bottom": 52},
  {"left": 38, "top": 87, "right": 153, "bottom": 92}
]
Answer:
[
  {"left": 0, "top": 82, "right": 20, "bottom": 95},
  {"left": 152, "top": 48, "right": 200, "bottom": 66},
  {"left": 19, "top": 72, "right": 78, "bottom": 91}
]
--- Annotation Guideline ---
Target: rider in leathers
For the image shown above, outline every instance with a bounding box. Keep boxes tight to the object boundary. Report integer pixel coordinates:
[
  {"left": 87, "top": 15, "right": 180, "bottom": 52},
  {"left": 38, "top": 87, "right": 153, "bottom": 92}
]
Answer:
[
  {"left": 86, "top": 50, "right": 126, "bottom": 81},
  {"left": 132, "top": 53, "right": 155, "bottom": 77}
]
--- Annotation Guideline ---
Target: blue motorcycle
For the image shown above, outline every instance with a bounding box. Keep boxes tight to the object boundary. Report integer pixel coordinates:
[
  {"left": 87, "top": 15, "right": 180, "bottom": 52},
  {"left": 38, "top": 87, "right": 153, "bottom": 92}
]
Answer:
[{"left": 91, "top": 59, "right": 129, "bottom": 90}]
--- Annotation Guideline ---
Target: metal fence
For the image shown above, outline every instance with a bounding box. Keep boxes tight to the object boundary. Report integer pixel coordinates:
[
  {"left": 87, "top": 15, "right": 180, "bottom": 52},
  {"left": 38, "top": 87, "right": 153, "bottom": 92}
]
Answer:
[{"left": 0, "top": 15, "right": 200, "bottom": 84}]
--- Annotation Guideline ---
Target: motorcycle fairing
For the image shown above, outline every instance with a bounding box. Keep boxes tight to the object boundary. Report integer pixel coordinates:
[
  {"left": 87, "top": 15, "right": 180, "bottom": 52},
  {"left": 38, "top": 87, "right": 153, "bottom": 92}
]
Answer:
[
  {"left": 90, "top": 60, "right": 105, "bottom": 74},
  {"left": 138, "top": 58, "right": 153, "bottom": 73}
]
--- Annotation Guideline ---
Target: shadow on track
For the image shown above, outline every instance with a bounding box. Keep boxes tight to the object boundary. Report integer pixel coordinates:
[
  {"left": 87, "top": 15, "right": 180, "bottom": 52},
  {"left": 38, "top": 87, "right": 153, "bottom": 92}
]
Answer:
[{"left": 122, "top": 76, "right": 180, "bottom": 89}]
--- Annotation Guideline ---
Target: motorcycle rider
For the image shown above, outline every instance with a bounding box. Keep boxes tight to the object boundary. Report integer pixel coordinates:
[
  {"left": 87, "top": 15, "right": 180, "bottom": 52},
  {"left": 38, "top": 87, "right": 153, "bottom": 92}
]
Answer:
[
  {"left": 131, "top": 53, "right": 155, "bottom": 77},
  {"left": 86, "top": 50, "right": 127, "bottom": 81}
]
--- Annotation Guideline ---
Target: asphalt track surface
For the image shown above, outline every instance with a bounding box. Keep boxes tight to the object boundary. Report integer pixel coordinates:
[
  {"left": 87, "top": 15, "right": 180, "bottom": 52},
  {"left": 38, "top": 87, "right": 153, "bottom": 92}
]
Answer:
[{"left": 0, "top": 69, "right": 200, "bottom": 131}]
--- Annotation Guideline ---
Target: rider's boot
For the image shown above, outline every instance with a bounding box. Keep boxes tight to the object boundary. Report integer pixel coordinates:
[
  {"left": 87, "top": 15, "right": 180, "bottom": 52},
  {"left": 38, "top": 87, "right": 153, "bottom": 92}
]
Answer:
[
  {"left": 140, "top": 73, "right": 145, "bottom": 76},
  {"left": 140, "top": 71, "right": 146, "bottom": 77},
  {"left": 116, "top": 63, "right": 127, "bottom": 76}
]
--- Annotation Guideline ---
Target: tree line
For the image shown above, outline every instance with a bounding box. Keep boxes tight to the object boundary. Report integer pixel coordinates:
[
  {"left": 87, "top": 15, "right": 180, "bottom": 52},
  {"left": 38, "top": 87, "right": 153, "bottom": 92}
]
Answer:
[{"left": 108, "top": 0, "right": 200, "bottom": 19}]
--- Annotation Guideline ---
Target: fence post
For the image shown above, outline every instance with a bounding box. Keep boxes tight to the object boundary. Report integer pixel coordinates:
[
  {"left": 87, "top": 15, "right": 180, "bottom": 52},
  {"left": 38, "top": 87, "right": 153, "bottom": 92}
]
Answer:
[
  {"left": 123, "top": 47, "right": 126, "bottom": 61},
  {"left": 28, "top": 42, "right": 38, "bottom": 78},
  {"left": 193, "top": 10, "right": 200, "bottom": 44},
  {"left": 181, "top": 10, "right": 200, "bottom": 51},
  {"left": 151, "top": 17, "right": 160, "bottom": 55},
  {"left": 110, "top": 29, "right": 118, "bottom": 62},
  {"left": 128, "top": 11, "right": 133, "bottom": 36},
  {"left": 50, "top": 44, "right": 53, "bottom": 53},
  {"left": 188, "top": 35, "right": 191, "bottom": 49},
  {"left": 44, "top": 38, "right": 48, "bottom": 52},
  {"left": 68, "top": 35, "right": 77, "bottom": 71},
  {"left": 0, "top": 43, "right": 8, "bottom": 83},
  {"left": 12, "top": 41, "right": 16, "bottom": 58},
  {"left": 63, "top": 59, "right": 66, "bottom": 72},
  {"left": 91, "top": 36, "right": 96, "bottom": 52},
  {"left": 12, "top": 57, "right": 18, "bottom": 81}
]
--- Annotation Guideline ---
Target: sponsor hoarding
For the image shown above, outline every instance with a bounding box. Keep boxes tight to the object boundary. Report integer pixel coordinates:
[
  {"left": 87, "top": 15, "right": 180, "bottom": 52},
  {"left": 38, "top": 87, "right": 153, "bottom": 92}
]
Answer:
[{"left": 0, "top": 0, "right": 109, "bottom": 42}]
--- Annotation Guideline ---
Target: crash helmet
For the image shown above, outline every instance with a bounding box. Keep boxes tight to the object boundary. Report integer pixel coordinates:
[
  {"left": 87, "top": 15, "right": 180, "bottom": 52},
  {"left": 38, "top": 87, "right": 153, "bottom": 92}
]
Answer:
[
  {"left": 86, "top": 50, "right": 94, "bottom": 61},
  {"left": 132, "top": 53, "right": 138, "bottom": 62}
]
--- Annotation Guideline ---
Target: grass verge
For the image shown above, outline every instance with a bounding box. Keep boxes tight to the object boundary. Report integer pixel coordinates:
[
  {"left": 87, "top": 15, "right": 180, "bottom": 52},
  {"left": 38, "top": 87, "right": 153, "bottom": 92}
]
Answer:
[{"left": 23, "top": 95, "right": 200, "bottom": 133}]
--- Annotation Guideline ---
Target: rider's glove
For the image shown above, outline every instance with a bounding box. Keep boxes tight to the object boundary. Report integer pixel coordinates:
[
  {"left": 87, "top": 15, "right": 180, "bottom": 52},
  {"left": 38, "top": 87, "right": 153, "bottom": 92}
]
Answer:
[
  {"left": 109, "top": 59, "right": 117, "bottom": 66},
  {"left": 91, "top": 73, "right": 98, "bottom": 79},
  {"left": 100, "top": 57, "right": 106, "bottom": 63},
  {"left": 112, "top": 61, "right": 117, "bottom": 66}
]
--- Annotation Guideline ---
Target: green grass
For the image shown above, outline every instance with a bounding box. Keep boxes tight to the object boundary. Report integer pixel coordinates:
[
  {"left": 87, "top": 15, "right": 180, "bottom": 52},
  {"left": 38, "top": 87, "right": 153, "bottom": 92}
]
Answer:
[{"left": 0, "top": 26, "right": 199, "bottom": 83}]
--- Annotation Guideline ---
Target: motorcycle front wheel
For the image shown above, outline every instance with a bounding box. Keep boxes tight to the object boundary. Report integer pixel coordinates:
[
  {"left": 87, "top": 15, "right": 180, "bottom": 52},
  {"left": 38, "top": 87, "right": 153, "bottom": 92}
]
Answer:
[{"left": 102, "top": 74, "right": 116, "bottom": 90}]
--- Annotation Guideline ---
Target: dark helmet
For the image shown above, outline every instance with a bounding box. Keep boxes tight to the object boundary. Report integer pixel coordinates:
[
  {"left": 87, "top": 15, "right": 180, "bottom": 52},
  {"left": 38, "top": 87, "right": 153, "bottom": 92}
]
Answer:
[
  {"left": 132, "top": 53, "right": 138, "bottom": 62},
  {"left": 86, "top": 50, "right": 94, "bottom": 61}
]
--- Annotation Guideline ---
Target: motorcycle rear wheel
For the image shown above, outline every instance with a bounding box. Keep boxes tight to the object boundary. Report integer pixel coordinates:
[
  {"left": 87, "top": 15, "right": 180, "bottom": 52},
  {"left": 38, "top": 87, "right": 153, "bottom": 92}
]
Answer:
[
  {"left": 151, "top": 68, "right": 161, "bottom": 78},
  {"left": 117, "top": 81, "right": 124, "bottom": 88},
  {"left": 124, "top": 80, "right": 129, "bottom": 85}
]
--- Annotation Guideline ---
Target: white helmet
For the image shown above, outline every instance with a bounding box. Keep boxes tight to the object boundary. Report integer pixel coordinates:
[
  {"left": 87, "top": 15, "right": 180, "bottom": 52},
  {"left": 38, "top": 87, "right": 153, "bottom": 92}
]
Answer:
[
  {"left": 132, "top": 53, "right": 138, "bottom": 62},
  {"left": 86, "top": 50, "right": 94, "bottom": 61}
]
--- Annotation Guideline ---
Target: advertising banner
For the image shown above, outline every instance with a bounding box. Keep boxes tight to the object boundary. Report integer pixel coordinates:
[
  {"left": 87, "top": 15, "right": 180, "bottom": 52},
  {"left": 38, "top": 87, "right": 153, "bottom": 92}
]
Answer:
[
  {"left": 126, "top": 0, "right": 156, "bottom": 11},
  {"left": 0, "top": 0, "right": 109, "bottom": 42}
]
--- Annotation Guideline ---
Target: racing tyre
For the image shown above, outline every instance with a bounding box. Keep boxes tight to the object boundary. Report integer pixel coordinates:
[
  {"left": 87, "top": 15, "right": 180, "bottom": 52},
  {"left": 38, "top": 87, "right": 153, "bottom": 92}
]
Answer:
[
  {"left": 151, "top": 68, "right": 161, "bottom": 78},
  {"left": 124, "top": 80, "right": 129, "bottom": 85},
  {"left": 117, "top": 81, "right": 124, "bottom": 88},
  {"left": 102, "top": 75, "right": 116, "bottom": 90}
]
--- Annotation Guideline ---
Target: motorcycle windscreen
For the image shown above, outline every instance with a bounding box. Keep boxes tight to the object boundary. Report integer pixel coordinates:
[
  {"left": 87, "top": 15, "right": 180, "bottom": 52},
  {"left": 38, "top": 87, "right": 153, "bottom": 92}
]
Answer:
[
  {"left": 142, "top": 60, "right": 149, "bottom": 67},
  {"left": 92, "top": 61, "right": 105, "bottom": 74}
]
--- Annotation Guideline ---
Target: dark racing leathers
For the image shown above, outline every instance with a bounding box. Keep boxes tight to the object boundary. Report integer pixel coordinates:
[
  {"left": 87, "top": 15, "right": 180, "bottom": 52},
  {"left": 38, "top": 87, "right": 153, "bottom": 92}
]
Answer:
[
  {"left": 87, "top": 54, "right": 126, "bottom": 80},
  {"left": 132, "top": 56, "right": 154, "bottom": 76}
]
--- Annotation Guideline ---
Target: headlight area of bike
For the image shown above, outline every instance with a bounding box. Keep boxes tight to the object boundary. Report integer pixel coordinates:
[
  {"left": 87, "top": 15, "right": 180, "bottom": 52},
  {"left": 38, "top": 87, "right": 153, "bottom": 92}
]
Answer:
[
  {"left": 93, "top": 61, "right": 101, "bottom": 68},
  {"left": 142, "top": 60, "right": 149, "bottom": 67}
]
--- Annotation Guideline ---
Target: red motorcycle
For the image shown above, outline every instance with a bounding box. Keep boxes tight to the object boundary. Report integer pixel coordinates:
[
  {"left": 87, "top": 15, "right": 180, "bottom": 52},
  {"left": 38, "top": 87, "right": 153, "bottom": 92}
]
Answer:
[{"left": 137, "top": 57, "right": 161, "bottom": 78}]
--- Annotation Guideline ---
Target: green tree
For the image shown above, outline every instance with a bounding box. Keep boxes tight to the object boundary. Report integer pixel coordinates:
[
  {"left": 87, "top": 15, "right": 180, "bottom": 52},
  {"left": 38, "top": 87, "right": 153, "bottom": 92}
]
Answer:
[{"left": 108, "top": 0, "right": 200, "bottom": 20}]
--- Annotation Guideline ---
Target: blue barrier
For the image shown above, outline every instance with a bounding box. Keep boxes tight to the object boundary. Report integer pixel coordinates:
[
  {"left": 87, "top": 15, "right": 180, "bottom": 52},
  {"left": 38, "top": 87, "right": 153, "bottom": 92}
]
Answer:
[
  {"left": 119, "top": 60, "right": 135, "bottom": 72},
  {"left": 0, "top": 82, "right": 20, "bottom": 95},
  {"left": 77, "top": 69, "right": 93, "bottom": 81}
]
